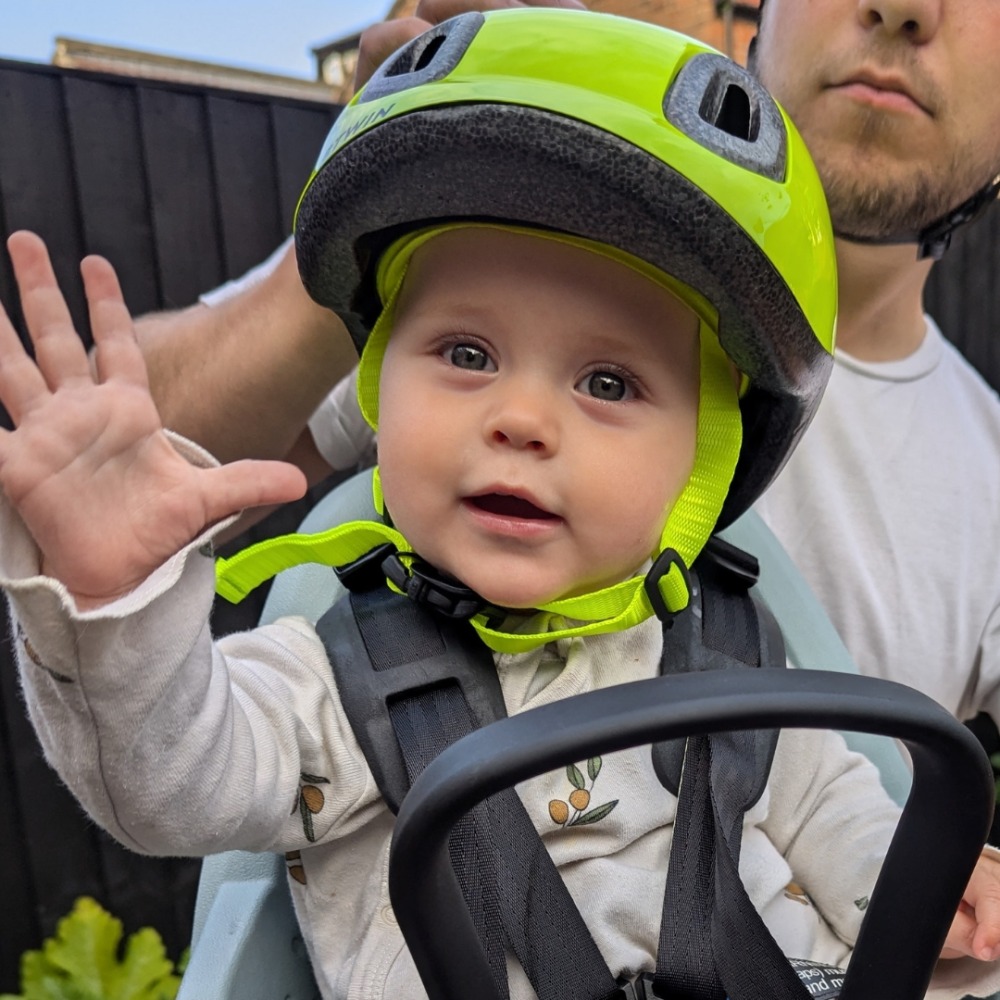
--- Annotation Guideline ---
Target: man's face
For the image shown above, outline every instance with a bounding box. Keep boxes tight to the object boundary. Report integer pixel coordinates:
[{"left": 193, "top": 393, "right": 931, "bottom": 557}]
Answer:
[
  {"left": 754, "top": 0, "right": 1000, "bottom": 239},
  {"left": 375, "top": 227, "right": 701, "bottom": 610}
]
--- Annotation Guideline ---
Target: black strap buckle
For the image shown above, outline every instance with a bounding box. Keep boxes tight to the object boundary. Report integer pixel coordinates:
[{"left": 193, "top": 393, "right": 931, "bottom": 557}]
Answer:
[
  {"left": 382, "top": 552, "right": 486, "bottom": 620},
  {"left": 613, "top": 972, "right": 657, "bottom": 1000},
  {"left": 701, "top": 534, "right": 759, "bottom": 591},
  {"left": 643, "top": 548, "right": 692, "bottom": 624},
  {"left": 334, "top": 542, "right": 397, "bottom": 593}
]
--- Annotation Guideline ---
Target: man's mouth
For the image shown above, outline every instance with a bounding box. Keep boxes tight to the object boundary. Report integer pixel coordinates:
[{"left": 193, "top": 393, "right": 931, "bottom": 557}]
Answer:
[
  {"left": 466, "top": 492, "right": 559, "bottom": 521},
  {"left": 833, "top": 69, "right": 933, "bottom": 116}
]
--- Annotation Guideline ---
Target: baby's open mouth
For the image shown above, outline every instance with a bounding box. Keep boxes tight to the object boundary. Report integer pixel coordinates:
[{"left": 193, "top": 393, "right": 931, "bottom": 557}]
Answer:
[{"left": 467, "top": 493, "right": 558, "bottom": 520}]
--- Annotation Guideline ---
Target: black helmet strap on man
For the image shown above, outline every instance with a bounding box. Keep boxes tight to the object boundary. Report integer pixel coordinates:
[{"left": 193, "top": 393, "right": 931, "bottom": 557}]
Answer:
[{"left": 749, "top": 0, "right": 1000, "bottom": 260}]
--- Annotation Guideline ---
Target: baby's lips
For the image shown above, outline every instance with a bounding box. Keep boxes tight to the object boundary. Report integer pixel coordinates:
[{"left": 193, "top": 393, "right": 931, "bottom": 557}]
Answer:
[{"left": 467, "top": 492, "right": 559, "bottom": 520}]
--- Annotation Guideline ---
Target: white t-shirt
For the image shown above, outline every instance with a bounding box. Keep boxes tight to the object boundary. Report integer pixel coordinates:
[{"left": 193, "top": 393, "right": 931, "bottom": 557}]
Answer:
[{"left": 755, "top": 317, "right": 1000, "bottom": 723}]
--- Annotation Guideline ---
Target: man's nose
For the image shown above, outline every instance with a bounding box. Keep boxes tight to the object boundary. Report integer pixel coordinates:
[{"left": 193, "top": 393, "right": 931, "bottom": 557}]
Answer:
[{"left": 857, "top": 0, "right": 942, "bottom": 42}]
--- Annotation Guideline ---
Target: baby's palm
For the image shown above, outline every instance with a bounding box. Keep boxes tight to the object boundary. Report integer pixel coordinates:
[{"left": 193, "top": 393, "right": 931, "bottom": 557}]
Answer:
[{"left": 0, "top": 233, "right": 306, "bottom": 607}]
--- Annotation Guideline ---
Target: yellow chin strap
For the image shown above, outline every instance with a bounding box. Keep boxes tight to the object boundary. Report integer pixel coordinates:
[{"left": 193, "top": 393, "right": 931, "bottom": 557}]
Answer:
[{"left": 216, "top": 224, "right": 742, "bottom": 654}]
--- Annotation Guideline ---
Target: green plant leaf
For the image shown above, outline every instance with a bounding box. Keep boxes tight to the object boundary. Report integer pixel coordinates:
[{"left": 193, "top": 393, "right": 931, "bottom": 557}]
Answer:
[
  {"left": 38, "top": 898, "right": 122, "bottom": 998},
  {"left": 587, "top": 757, "right": 602, "bottom": 781},
  {"left": 566, "top": 764, "right": 585, "bottom": 790},
  {"left": 108, "top": 929, "right": 178, "bottom": 1000},
  {"left": 13, "top": 899, "right": 183, "bottom": 1000}
]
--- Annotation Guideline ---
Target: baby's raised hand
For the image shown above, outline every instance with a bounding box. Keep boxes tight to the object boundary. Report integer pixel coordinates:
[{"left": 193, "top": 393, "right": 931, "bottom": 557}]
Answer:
[{"left": 0, "top": 232, "right": 307, "bottom": 608}]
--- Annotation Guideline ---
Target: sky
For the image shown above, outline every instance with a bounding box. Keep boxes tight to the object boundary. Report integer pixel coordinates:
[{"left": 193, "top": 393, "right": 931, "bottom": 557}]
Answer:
[{"left": 1, "top": 1, "right": 393, "bottom": 79}]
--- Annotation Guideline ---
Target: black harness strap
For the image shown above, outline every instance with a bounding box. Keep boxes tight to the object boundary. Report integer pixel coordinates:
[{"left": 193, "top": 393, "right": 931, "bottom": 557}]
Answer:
[
  {"left": 319, "top": 536, "right": 804, "bottom": 1000},
  {"left": 653, "top": 539, "right": 810, "bottom": 1000},
  {"left": 318, "top": 587, "right": 620, "bottom": 1000}
]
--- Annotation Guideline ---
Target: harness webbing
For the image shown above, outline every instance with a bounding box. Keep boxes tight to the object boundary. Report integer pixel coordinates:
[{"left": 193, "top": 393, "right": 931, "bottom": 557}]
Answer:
[
  {"left": 653, "top": 542, "right": 810, "bottom": 1000},
  {"left": 317, "top": 587, "right": 620, "bottom": 1000},
  {"left": 317, "top": 538, "right": 796, "bottom": 999}
]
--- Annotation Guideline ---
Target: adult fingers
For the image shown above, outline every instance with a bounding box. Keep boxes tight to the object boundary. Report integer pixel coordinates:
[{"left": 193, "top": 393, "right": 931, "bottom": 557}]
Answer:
[
  {"left": 8, "top": 231, "right": 92, "bottom": 393},
  {"left": 414, "top": 0, "right": 586, "bottom": 20},
  {"left": 81, "top": 255, "right": 150, "bottom": 389},
  {"left": 354, "top": 0, "right": 588, "bottom": 90},
  {"left": 356, "top": 18, "right": 431, "bottom": 90}
]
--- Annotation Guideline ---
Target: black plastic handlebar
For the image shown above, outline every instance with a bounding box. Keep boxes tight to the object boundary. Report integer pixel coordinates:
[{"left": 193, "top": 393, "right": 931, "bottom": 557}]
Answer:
[{"left": 388, "top": 668, "right": 994, "bottom": 1000}]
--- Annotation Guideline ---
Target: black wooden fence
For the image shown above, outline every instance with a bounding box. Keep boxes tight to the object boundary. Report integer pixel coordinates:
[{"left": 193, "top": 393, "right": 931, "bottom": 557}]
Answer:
[
  {"left": 3, "top": 47, "right": 1000, "bottom": 998},
  {"left": 926, "top": 203, "right": 1000, "bottom": 389},
  {"left": 0, "top": 57, "right": 339, "bottom": 990}
]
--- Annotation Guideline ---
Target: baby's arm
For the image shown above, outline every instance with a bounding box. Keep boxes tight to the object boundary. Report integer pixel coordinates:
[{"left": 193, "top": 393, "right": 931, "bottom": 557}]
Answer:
[
  {"left": 0, "top": 232, "right": 306, "bottom": 607},
  {"left": 766, "top": 728, "right": 1000, "bottom": 996}
]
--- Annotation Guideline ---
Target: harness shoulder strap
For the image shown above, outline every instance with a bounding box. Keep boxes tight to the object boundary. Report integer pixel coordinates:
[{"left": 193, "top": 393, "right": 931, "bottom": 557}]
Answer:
[
  {"left": 316, "top": 583, "right": 620, "bottom": 1000},
  {"left": 653, "top": 535, "right": 785, "bottom": 800},
  {"left": 317, "top": 585, "right": 504, "bottom": 813},
  {"left": 654, "top": 537, "right": 813, "bottom": 1000},
  {"left": 318, "top": 538, "right": 803, "bottom": 1000}
]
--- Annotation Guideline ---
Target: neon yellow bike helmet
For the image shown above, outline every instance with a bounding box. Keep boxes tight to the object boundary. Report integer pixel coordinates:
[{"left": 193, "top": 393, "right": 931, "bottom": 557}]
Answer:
[
  {"left": 219, "top": 9, "right": 836, "bottom": 652},
  {"left": 296, "top": 8, "right": 835, "bottom": 527}
]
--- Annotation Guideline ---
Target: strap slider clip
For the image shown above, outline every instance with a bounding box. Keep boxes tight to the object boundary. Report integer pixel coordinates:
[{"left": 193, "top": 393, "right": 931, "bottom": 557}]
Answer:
[
  {"left": 382, "top": 553, "right": 486, "bottom": 619},
  {"left": 643, "top": 548, "right": 691, "bottom": 624},
  {"left": 334, "top": 542, "right": 397, "bottom": 593}
]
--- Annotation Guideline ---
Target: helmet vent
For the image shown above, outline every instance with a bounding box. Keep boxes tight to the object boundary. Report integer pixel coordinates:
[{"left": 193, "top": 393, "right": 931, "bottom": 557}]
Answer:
[
  {"left": 705, "top": 84, "right": 756, "bottom": 143},
  {"left": 412, "top": 34, "right": 446, "bottom": 73},
  {"left": 664, "top": 53, "right": 786, "bottom": 183},
  {"left": 356, "top": 12, "right": 485, "bottom": 104},
  {"left": 385, "top": 32, "right": 447, "bottom": 78}
]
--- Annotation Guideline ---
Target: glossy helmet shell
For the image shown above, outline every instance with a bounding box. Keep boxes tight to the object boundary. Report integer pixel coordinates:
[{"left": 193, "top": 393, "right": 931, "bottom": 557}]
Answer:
[{"left": 294, "top": 8, "right": 836, "bottom": 527}]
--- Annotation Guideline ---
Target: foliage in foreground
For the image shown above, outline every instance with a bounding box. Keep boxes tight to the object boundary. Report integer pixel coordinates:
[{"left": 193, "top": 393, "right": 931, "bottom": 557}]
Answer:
[{"left": 1, "top": 897, "right": 187, "bottom": 1000}]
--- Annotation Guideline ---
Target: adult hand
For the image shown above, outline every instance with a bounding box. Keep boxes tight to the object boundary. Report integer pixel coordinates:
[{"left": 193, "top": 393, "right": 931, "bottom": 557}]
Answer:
[
  {"left": 355, "top": 0, "right": 588, "bottom": 90},
  {"left": 0, "top": 232, "right": 307, "bottom": 608}
]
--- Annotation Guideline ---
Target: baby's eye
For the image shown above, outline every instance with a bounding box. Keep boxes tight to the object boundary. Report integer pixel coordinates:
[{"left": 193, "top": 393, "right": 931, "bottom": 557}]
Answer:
[
  {"left": 578, "top": 370, "right": 633, "bottom": 401},
  {"left": 447, "top": 343, "right": 494, "bottom": 372}
]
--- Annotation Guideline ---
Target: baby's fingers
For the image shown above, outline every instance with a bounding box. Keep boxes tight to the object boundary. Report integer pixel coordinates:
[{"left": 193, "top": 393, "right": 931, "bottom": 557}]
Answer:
[
  {"left": 200, "top": 460, "right": 308, "bottom": 527},
  {"left": 943, "top": 904, "right": 981, "bottom": 960},
  {"left": 8, "top": 232, "right": 92, "bottom": 394},
  {"left": 943, "top": 864, "right": 1000, "bottom": 962},
  {"left": 81, "top": 255, "right": 148, "bottom": 389},
  {"left": 0, "top": 288, "right": 48, "bottom": 427}
]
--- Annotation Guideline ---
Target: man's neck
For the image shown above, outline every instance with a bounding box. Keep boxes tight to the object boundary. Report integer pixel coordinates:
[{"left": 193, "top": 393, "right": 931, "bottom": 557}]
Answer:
[{"left": 834, "top": 239, "right": 935, "bottom": 361}]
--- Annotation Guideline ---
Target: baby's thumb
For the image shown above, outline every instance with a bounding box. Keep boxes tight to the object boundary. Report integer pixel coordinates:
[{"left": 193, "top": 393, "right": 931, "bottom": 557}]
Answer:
[{"left": 203, "top": 460, "right": 308, "bottom": 523}]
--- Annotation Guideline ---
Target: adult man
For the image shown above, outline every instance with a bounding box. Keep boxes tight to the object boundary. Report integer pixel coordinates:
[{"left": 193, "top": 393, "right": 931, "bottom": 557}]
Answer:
[
  {"left": 749, "top": 0, "right": 1000, "bottom": 722},
  {"left": 135, "top": 0, "right": 1000, "bottom": 728}
]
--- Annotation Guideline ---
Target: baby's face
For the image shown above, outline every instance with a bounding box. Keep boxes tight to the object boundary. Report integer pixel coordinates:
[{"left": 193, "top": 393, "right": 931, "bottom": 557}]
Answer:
[{"left": 376, "top": 228, "right": 700, "bottom": 610}]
